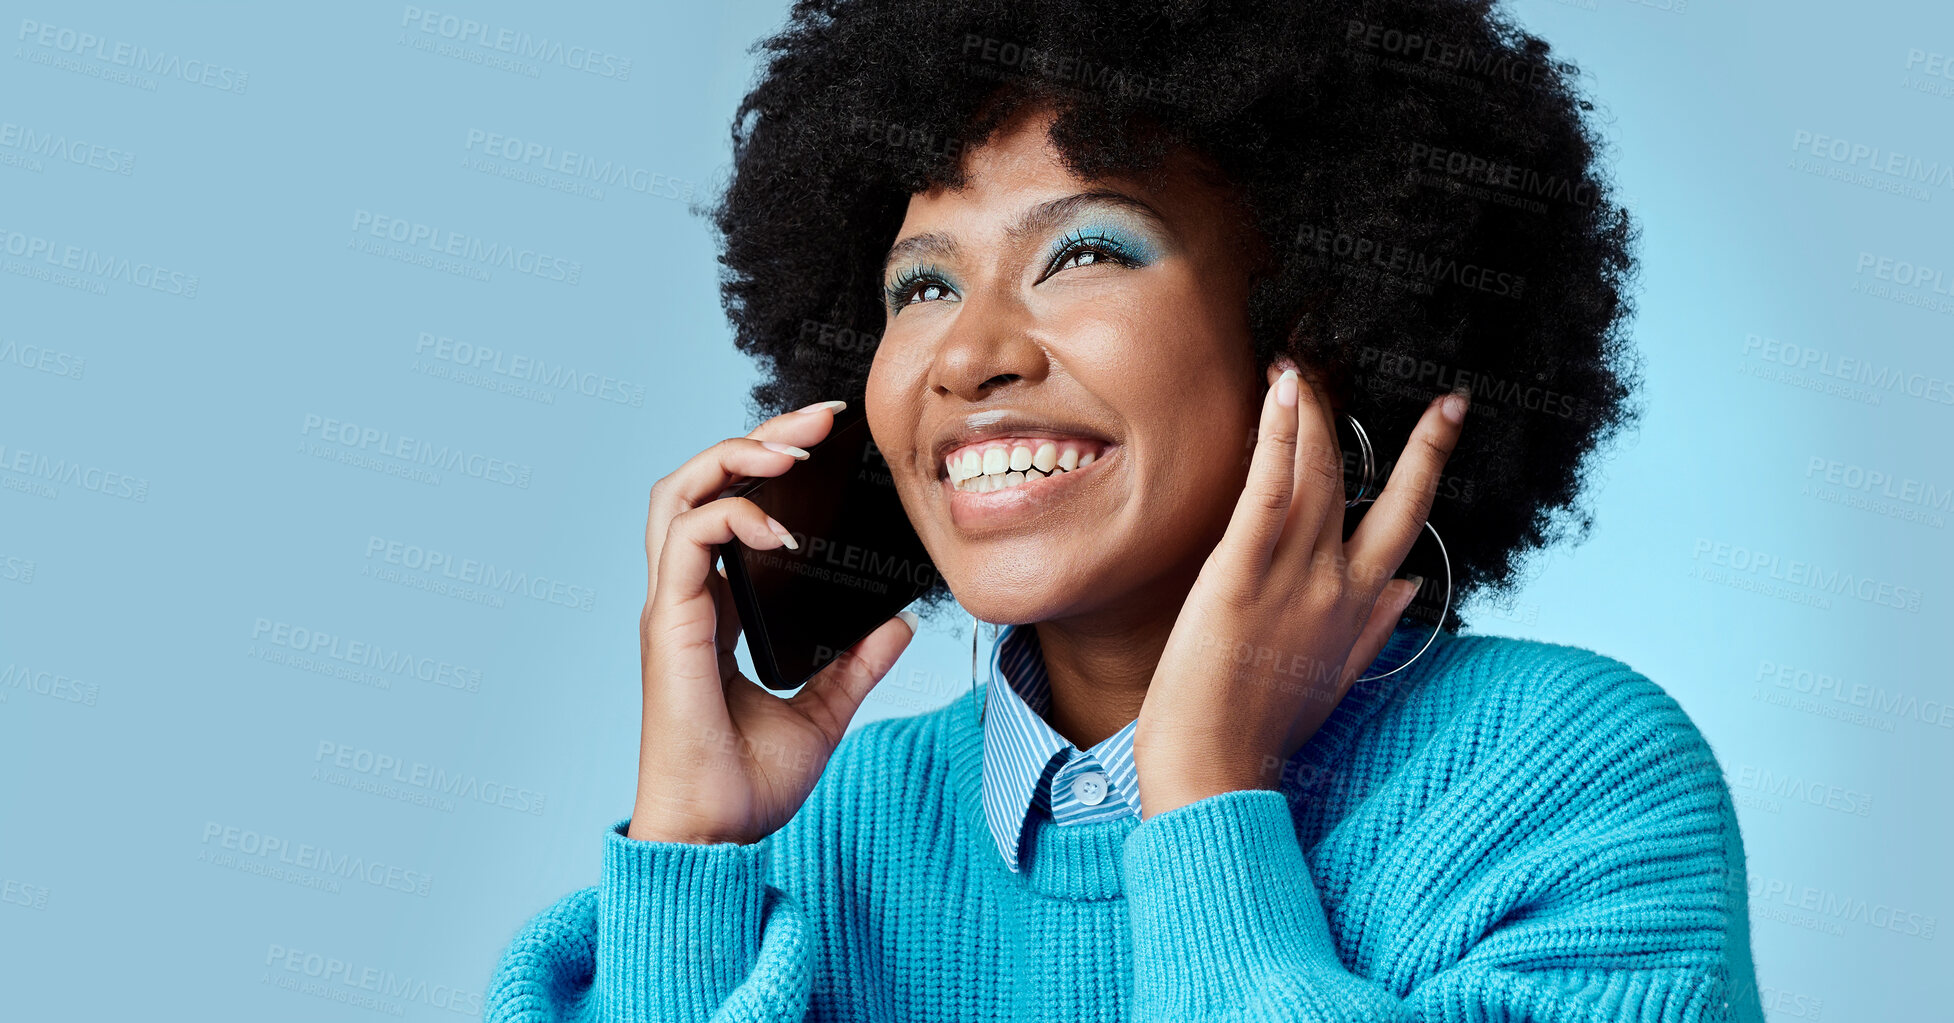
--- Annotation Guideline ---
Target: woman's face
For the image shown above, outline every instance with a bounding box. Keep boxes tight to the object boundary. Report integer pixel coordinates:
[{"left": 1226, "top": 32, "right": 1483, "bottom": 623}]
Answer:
[{"left": 866, "top": 102, "right": 1265, "bottom": 625}]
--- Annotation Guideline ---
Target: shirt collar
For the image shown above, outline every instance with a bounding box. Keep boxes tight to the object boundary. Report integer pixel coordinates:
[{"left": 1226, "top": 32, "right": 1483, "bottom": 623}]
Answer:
[
  {"left": 979, "top": 623, "right": 1072, "bottom": 874},
  {"left": 977, "top": 618, "right": 1436, "bottom": 872}
]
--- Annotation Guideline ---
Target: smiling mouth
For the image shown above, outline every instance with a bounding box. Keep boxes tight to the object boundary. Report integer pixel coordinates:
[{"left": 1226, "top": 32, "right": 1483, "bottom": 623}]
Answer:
[{"left": 940, "top": 436, "right": 1115, "bottom": 494}]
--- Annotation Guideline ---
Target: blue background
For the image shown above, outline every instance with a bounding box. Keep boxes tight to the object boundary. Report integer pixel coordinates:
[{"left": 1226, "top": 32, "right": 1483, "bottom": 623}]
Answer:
[{"left": 1, "top": 2, "right": 1948, "bottom": 1020}]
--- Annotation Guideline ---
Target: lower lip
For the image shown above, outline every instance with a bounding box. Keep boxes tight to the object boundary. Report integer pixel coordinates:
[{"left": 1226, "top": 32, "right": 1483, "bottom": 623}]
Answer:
[{"left": 939, "top": 446, "right": 1119, "bottom": 532}]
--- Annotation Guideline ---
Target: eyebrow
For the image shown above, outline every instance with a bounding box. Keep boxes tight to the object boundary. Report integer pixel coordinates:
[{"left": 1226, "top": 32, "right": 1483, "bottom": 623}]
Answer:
[{"left": 880, "top": 188, "right": 1169, "bottom": 280}]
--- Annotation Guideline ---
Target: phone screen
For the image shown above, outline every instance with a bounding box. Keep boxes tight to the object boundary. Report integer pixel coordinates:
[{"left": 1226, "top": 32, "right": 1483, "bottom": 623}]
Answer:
[{"left": 717, "top": 405, "right": 940, "bottom": 691}]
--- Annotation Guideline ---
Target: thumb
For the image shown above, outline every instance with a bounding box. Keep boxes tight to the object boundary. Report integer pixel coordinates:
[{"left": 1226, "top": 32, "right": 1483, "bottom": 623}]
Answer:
[{"left": 794, "top": 609, "right": 920, "bottom": 733}]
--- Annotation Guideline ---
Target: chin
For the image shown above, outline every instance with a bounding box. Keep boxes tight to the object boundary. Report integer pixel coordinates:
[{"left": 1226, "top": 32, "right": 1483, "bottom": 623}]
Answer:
[{"left": 941, "top": 565, "right": 1081, "bottom": 626}]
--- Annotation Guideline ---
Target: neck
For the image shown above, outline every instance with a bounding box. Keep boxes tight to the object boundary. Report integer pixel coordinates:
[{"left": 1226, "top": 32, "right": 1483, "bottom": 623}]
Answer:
[{"left": 1030, "top": 569, "right": 1197, "bottom": 750}]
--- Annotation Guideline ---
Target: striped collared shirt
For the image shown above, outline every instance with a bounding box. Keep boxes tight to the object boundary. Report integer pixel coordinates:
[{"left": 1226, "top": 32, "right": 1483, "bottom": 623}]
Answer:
[{"left": 979, "top": 619, "right": 1429, "bottom": 872}]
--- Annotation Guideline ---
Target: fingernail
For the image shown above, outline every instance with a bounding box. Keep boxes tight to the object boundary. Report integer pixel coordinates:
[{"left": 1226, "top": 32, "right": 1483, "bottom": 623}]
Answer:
[
  {"left": 1404, "top": 574, "right": 1424, "bottom": 596},
  {"left": 895, "top": 609, "right": 919, "bottom": 633},
  {"left": 1441, "top": 391, "right": 1468, "bottom": 425},
  {"left": 795, "top": 399, "right": 848, "bottom": 415},
  {"left": 765, "top": 515, "right": 799, "bottom": 549},
  {"left": 1276, "top": 367, "right": 1299, "bottom": 408},
  {"left": 761, "top": 440, "right": 810, "bottom": 459}
]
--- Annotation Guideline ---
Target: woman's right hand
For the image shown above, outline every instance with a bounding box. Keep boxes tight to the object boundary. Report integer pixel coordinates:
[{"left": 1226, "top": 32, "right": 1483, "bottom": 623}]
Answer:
[{"left": 627, "top": 399, "right": 920, "bottom": 845}]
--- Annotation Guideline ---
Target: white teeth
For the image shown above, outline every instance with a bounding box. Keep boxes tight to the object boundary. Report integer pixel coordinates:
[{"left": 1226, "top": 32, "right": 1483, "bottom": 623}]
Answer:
[{"left": 946, "top": 438, "right": 1108, "bottom": 492}]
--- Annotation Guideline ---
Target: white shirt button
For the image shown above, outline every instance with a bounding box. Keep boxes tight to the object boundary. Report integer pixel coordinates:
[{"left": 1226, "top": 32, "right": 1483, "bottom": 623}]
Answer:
[{"left": 1070, "top": 771, "right": 1108, "bottom": 806}]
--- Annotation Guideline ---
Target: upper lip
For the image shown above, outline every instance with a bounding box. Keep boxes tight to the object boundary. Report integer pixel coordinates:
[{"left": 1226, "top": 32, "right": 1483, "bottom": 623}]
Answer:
[{"left": 929, "top": 410, "right": 1115, "bottom": 478}]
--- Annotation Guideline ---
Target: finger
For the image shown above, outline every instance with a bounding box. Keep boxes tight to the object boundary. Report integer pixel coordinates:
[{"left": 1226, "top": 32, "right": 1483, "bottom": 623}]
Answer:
[
  {"left": 648, "top": 498, "right": 796, "bottom": 713},
  {"left": 645, "top": 402, "right": 845, "bottom": 596},
  {"left": 1340, "top": 575, "right": 1421, "bottom": 686},
  {"left": 1273, "top": 365, "right": 1346, "bottom": 569},
  {"left": 790, "top": 611, "right": 919, "bottom": 744},
  {"left": 1347, "top": 389, "right": 1468, "bottom": 588},
  {"left": 1215, "top": 365, "right": 1303, "bottom": 569},
  {"left": 710, "top": 561, "right": 742, "bottom": 679},
  {"left": 720, "top": 399, "right": 852, "bottom": 493}
]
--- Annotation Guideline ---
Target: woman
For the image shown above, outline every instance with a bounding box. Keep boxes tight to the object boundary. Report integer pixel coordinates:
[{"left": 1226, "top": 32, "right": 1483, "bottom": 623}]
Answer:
[{"left": 489, "top": 1, "right": 1764, "bottom": 1019}]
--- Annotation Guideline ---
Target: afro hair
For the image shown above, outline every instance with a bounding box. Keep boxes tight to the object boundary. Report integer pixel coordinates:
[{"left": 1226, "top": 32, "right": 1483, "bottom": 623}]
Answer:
[{"left": 705, "top": 0, "right": 1643, "bottom": 632}]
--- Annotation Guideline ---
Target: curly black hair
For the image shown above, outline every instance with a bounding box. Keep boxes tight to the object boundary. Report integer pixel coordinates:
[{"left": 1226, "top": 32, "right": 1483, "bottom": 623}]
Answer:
[{"left": 705, "top": 0, "right": 1642, "bottom": 632}]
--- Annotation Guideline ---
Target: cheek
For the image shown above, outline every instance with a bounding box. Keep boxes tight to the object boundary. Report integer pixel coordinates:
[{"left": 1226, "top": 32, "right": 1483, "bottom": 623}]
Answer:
[
  {"left": 865, "top": 342, "right": 903, "bottom": 427},
  {"left": 865, "top": 342, "right": 928, "bottom": 480}
]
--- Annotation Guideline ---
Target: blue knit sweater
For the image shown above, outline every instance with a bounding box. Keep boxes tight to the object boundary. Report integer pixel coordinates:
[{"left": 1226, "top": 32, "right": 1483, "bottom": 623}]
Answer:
[{"left": 486, "top": 632, "right": 1767, "bottom": 1022}]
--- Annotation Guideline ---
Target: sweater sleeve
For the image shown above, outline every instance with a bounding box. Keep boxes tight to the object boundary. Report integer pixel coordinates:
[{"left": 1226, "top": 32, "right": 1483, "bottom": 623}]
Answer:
[
  {"left": 484, "top": 821, "right": 815, "bottom": 1023},
  {"left": 1121, "top": 664, "right": 1766, "bottom": 1023},
  {"left": 482, "top": 710, "right": 902, "bottom": 1023}
]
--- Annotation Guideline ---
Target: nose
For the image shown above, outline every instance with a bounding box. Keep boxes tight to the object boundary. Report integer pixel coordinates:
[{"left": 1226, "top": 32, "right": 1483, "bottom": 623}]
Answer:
[{"left": 925, "top": 294, "right": 1051, "bottom": 402}]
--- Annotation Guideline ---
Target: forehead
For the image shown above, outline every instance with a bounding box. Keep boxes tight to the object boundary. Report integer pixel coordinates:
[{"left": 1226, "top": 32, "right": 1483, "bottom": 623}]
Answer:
[
  {"left": 898, "top": 106, "right": 1088, "bottom": 225},
  {"left": 891, "top": 104, "right": 1223, "bottom": 243}
]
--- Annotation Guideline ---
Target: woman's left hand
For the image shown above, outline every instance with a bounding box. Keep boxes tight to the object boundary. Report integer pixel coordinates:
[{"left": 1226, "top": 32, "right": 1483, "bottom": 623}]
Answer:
[{"left": 1131, "top": 358, "right": 1468, "bottom": 819}]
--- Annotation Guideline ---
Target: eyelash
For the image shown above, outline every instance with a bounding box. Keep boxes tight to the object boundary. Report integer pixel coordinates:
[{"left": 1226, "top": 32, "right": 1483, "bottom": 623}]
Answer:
[
  {"left": 1042, "top": 229, "right": 1144, "bottom": 279},
  {"left": 884, "top": 264, "right": 953, "bottom": 312},
  {"left": 883, "top": 231, "right": 1146, "bottom": 312}
]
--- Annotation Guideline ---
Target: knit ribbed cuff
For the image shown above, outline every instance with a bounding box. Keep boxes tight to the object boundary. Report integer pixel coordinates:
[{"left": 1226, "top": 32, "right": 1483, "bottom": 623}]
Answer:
[
  {"left": 1122, "top": 790, "right": 1344, "bottom": 1015},
  {"left": 595, "top": 816, "right": 770, "bottom": 1020}
]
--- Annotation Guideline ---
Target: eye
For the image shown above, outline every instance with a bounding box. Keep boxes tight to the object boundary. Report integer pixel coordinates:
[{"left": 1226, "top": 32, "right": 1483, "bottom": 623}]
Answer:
[
  {"left": 1041, "top": 229, "right": 1145, "bottom": 281},
  {"left": 884, "top": 265, "right": 958, "bottom": 314}
]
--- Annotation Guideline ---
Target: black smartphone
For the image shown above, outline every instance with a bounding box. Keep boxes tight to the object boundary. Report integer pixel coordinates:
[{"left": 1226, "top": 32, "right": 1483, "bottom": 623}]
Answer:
[{"left": 716, "top": 404, "right": 940, "bottom": 692}]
